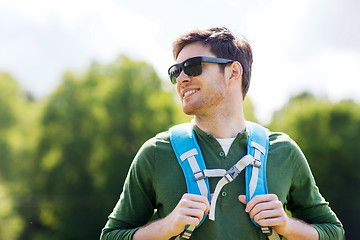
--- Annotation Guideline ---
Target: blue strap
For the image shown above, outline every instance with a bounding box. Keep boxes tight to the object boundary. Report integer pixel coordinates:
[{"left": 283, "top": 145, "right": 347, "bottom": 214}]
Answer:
[
  {"left": 245, "top": 121, "right": 269, "bottom": 227},
  {"left": 169, "top": 123, "right": 211, "bottom": 228}
]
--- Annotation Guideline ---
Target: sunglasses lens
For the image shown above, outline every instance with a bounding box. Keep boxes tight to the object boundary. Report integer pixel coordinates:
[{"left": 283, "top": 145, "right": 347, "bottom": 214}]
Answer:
[
  {"left": 168, "top": 57, "right": 203, "bottom": 84},
  {"left": 183, "top": 58, "right": 202, "bottom": 77},
  {"left": 169, "top": 65, "right": 181, "bottom": 84}
]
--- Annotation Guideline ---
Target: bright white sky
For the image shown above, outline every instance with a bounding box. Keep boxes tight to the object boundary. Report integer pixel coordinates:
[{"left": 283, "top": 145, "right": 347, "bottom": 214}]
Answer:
[{"left": 1, "top": 0, "right": 360, "bottom": 124}]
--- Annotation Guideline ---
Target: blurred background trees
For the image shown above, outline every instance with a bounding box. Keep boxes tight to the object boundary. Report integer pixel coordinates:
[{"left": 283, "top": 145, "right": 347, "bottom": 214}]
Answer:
[
  {"left": 0, "top": 57, "right": 358, "bottom": 239},
  {"left": 269, "top": 93, "right": 360, "bottom": 239}
]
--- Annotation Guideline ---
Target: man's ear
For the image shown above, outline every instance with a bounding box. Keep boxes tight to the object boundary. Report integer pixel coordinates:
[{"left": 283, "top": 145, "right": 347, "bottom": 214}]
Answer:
[{"left": 226, "top": 61, "right": 243, "bottom": 86}]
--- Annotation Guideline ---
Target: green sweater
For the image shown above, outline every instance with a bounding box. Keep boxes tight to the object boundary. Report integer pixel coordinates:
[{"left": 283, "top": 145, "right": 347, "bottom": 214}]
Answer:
[{"left": 101, "top": 124, "right": 344, "bottom": 240}]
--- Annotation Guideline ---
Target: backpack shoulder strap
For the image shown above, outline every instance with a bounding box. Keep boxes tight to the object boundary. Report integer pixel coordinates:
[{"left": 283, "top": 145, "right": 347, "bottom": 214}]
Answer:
[
  {"left": 245, "top": 121, "right": 269, "bottom": 203},
  {"left": 169, "top": 123, "right": 211, "bottom": 223},
  {"left": 246, "top": 122, "right": 280, "bottom": 240}
]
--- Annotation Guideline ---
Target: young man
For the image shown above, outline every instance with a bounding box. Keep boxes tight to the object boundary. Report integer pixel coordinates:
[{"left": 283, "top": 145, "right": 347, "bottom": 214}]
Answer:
[{"left": 100, "top": 27, "right": 344, "bottom": 240}]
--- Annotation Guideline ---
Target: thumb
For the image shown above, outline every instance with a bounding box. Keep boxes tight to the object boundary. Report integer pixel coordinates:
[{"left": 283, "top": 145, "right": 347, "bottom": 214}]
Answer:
[{"left": 238, "top": 195, "right": 247, "bottom": 204}]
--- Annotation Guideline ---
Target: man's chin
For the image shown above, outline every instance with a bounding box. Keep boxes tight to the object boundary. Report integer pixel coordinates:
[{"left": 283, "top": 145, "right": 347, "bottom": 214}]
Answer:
[{"left": 182, "top": 106, "right": 196, "bottom": 116}]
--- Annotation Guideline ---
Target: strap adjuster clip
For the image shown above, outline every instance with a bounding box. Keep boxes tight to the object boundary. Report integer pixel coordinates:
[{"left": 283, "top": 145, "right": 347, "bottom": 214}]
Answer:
[
  {"left": 260, "top": 226, "right": 273, "bottom": 236},
  {"left": 194, "top": 170, "right": 206, "bottom": 181},
  {"left": 252, "top": 160, "right": 261, "bottom": 168}
]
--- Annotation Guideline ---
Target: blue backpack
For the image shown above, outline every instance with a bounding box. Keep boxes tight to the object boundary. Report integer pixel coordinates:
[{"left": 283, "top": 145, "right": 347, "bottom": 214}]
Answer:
[{"left": 169, "top": 121, "right": 280, "bottom": 240}]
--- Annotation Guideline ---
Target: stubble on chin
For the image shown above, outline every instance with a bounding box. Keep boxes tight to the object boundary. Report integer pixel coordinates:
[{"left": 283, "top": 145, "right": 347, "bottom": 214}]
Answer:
[{"left": 181, "top": 104, "right": 196, "bottom": 116}]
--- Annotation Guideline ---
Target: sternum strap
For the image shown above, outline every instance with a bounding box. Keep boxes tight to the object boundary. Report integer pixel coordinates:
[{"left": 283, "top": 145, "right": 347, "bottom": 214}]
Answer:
[{"left": 209, "top": 155, "right": 254, "bottom": 220}]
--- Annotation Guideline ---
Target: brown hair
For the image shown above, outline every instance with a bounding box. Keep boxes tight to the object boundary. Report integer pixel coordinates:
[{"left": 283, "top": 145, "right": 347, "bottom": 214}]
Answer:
[{"left": 172, "top": 27, "right": 253, "bottom": 99}]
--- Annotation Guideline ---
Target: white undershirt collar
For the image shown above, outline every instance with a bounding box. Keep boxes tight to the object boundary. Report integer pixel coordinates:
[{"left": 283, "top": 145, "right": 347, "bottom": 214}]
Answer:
[{"left": 216, "top": 137, "right": 236, "bottom": 156}]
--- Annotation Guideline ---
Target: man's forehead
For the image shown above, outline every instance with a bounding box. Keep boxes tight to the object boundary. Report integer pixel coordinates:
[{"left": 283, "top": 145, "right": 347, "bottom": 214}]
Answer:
[{"left": 176, "top": 43, "right": 215, "bottom": 63}]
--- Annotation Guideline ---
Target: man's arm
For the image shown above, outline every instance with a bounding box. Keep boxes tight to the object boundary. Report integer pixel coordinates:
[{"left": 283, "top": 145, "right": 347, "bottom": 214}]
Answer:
[
  {"left": 133, "top": 194, "right": 210, "bottom": 240},
  {"left": 251, "top": 133, "right": 345, "bottom": 240},
  {"left": 239, "top": 194, "right": 318, "bottom": 240}
]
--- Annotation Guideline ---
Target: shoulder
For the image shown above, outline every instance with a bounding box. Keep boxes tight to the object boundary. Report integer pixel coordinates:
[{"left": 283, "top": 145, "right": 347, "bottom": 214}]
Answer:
[
  {"left": 126, "top": 130, "right": 174, "bottom": 187},
  {"left": 142, "top": 131, "right": 170, "bottom": 148},
  {"left": 265, "top": 127, "right": 309, "bottom": 172},
  {"left": 135, "top": 130, "right": 172, "bottom": 162},
  {"left": 266, "top": 129, "right": 310, "bottom": 177},
  {"left": 247, "top": 122, "right": 299, "bottom": 154},
  {"left": 267, "top": 128, "right": 292, "bottom": 146},
  {"left": 267, "top": 130, "right": 303, "bottom": 156}
]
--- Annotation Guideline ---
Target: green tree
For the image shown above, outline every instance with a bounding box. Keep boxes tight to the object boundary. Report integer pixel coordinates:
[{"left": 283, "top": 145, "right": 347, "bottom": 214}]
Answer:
[
  {"left": 244, "top": 97, "right": 256, "bottom": 122},
  {"left": 0, "top": 73, "right": 41, "bottom": 239},
  {"left": 0, "top": 73, "right": 21, "bottom": 239},
  {"left": 23, "top": 56, "right": 180, "bottom": 239},
  {"left": 0, "top": 73, "right": 17, "bottom": 181},
  {"left": 269, "top": 92, "right": 360, "bottom": 239}
]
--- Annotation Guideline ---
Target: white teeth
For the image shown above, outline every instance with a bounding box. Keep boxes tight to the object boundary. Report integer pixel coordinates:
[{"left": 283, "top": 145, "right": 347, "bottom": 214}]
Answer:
[{"left": 184, "top": 89, "right": 198, "bottom": 97}]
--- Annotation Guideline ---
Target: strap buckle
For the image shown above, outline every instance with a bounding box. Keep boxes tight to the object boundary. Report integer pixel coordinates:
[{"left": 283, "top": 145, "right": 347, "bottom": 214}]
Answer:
[{"left": 224, "top": 166, "right": 239, "bottom": 182}]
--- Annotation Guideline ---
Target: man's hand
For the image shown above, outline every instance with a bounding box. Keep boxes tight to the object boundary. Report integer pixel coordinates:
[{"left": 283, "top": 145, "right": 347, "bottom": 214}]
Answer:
[
  {"left": 165, "top": 193, "right": 210, "bottom": 236},
  {"left": 239, "top": 194, "right": 319, "bottom": 240},
  {"left": 238, "top": 194, "right": 289, "bottom": 235},
  {"left": 133, "top": 193, "right": 210, "bottom": 240}
]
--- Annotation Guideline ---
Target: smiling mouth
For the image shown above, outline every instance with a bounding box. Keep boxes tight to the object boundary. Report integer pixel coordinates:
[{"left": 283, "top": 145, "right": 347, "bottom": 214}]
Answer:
[{"left": 183, "top": 89, "right": 199, "bottom": 98}]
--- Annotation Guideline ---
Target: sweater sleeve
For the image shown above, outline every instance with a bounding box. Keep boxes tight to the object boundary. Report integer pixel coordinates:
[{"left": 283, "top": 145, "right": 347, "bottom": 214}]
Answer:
[
  {"left": 100, "top": 138, "right": 158, "bottom": 240},
  {"left": 286, "top": 140, "right": 345, "bottom": 240}
]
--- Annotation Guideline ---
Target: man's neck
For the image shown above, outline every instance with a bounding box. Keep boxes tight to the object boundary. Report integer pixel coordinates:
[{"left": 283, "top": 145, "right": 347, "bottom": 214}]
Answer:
[{"left": 194, "top": 112, "right": 246, "bottom": 139}]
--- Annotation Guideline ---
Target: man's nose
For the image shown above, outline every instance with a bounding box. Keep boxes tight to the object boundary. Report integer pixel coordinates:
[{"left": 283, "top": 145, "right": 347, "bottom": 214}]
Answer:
[{"left": 176, "top": 70, "right": 191, "bottom": 84}]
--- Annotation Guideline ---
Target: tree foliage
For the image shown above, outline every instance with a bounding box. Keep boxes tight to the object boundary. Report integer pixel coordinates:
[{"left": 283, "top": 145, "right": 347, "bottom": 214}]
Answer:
[
  {"left": 0, "top": 73, "right": 42, "bottom": 239},
  {"left": 269, "top": 92, "right": 360, "bottom": 239},
  {"left": 15, "top": 55, "right": 181, "bottom": 239}
]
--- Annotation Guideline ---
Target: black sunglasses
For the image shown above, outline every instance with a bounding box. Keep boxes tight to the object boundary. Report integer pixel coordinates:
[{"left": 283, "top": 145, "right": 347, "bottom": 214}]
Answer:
[{"left": 168, "top": 56, "right": 234, "bottom": 84}]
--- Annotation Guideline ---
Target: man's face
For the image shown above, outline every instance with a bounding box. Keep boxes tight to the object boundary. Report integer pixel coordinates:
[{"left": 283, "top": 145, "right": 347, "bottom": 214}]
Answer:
[{"left": 175, "top": 42, "right": 228, "bottom": 116}]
